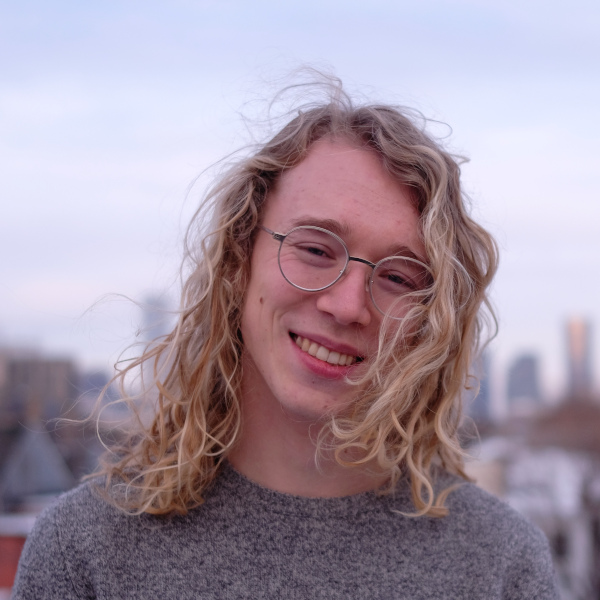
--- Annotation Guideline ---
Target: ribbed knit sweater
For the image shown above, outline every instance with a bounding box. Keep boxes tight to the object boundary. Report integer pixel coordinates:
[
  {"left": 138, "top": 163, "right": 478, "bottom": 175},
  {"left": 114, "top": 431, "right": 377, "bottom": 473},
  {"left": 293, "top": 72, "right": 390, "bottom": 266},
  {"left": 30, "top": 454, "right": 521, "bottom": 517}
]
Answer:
[{"left": 12, "top": 465, "right": 558, "bottom": 599}]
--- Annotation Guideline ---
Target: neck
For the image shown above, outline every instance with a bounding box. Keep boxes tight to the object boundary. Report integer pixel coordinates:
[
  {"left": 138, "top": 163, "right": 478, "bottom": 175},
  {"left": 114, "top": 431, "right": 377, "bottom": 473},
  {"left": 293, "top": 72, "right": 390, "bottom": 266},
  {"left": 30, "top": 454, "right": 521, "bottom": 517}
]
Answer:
[{"left": 228, "top": 392, "right": 386, "bottom": 498}]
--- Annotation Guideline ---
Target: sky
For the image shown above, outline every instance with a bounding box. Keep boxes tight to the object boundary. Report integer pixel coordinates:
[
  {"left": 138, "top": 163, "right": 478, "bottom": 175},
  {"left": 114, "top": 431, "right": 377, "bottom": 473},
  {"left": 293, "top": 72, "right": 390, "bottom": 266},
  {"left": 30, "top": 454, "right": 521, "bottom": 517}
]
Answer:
[{"left": 1, "top": 0, "right": 599, "bottom": 412}]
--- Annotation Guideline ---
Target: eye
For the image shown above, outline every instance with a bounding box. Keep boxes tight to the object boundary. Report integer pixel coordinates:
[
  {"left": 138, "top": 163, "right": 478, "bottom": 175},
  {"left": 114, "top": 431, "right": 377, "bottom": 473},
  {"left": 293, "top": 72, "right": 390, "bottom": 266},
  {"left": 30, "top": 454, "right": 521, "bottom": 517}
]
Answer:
[
  {"left": 388, "top": 272, "right": 413, "bottom": 287},
  {"left": 281, "top": 228, "right": 346, "bottom": 267},
  {"left": 299, "top": 243, "right": 335, "bottom": 259},
  {"left": 372, "top": 256, "right": 430, "bottom": 296},
  {"left": 377, "top": 269, "right": 416, "bottom": 292}
]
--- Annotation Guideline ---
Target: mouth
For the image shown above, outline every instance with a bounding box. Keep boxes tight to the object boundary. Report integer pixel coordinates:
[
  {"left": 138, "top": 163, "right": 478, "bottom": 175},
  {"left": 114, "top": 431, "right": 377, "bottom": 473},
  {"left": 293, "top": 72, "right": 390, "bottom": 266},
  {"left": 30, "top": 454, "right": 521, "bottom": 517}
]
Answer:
[{"left": 290, "top": 333, "right": 363, "bottom": 366}]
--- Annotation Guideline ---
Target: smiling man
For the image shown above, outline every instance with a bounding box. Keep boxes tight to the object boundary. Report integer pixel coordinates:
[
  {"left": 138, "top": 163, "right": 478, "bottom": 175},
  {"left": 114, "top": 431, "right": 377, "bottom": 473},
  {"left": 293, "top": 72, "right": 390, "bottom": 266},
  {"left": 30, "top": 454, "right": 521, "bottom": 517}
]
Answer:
[{"left": 13, "top": 82, "right": 559, "bottom": 599}]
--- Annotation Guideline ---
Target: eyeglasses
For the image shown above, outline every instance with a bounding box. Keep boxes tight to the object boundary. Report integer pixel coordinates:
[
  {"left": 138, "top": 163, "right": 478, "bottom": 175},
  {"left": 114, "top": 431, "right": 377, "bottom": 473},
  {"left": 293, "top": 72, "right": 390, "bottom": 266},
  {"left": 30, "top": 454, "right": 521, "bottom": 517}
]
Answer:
[{"left": 260, "top": 225, "right": 432, "bottom": 320}]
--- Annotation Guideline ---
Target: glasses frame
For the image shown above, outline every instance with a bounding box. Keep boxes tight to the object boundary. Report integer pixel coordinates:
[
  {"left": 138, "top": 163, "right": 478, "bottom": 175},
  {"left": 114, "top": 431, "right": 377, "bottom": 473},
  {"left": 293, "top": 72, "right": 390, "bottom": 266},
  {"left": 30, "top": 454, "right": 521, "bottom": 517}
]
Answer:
[{"left": 259, "top": 225, "right": 431, "bottom": 320}]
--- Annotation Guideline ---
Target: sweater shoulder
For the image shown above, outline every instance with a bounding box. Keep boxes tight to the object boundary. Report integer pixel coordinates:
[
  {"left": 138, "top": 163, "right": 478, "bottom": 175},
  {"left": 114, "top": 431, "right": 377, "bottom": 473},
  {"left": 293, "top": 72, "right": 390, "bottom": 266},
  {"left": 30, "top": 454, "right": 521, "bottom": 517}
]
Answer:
[
  {"left": 28, "top": 478, "right": 148, "bottom": 561},
  {"left": 35, "top": 479, "right": 123, "bottom": 531},
  {"left": 442, "top": 480, "right": 552, "bottom": 554},
  {"left": 13, "top": 481, "right": 116, "bottom": 599}
]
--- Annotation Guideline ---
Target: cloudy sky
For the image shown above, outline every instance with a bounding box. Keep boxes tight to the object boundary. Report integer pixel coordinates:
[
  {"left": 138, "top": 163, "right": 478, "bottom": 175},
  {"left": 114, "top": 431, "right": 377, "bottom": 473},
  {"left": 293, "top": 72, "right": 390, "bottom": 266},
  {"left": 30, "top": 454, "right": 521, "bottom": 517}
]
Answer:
[{"left": 1, "top": 0, "right": 599, "bottom": 410}]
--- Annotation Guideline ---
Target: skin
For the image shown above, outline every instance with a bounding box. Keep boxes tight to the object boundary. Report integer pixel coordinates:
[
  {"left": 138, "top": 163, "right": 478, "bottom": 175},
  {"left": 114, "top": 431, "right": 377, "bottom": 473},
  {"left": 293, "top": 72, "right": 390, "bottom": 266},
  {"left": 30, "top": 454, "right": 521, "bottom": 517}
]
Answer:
[{"left": 229, "top": 139, "right": 426, "bottom": 497}]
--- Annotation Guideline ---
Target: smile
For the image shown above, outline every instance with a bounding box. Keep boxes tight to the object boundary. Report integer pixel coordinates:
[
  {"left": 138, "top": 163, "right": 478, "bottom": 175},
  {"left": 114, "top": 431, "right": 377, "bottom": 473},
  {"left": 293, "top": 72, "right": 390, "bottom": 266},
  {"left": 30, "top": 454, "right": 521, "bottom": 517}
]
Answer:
[{"left": 291, "top": 334, "right": 361, "bottom": 366}]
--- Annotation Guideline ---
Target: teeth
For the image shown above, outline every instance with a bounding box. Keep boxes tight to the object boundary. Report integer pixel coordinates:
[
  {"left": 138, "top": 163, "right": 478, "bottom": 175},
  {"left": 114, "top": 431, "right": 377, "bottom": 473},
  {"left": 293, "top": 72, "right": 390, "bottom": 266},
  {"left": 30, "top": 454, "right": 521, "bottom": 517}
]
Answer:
[
  {"left": 294, "top": 335, "right": 357, "bottom": 366},
  {"left": 315, "top": 346, "right": 329, "bottom": 361}
]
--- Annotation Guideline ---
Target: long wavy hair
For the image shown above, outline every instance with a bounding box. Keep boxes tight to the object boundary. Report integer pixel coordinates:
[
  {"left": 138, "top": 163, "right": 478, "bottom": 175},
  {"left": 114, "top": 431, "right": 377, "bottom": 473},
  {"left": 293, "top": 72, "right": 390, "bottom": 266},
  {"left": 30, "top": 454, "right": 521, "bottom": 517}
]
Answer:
[{"left": 95, "top": 79, "right": 498, "bottom": 517}]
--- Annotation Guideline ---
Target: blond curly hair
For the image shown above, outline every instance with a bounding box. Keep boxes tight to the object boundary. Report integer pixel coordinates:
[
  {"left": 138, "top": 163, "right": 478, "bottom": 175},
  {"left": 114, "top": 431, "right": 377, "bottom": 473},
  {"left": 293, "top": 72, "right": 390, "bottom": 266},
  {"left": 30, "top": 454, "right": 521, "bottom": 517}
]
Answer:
[{"left": 95, "top": 78, "right": 498, "bottom": 517}]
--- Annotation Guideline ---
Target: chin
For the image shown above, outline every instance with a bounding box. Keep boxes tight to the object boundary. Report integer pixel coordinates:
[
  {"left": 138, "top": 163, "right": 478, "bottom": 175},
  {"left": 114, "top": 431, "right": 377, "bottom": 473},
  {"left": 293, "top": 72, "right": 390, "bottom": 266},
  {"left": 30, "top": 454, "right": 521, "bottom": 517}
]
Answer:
[{"left": 278, "top": 388, "right": 356, "bottom": 425}]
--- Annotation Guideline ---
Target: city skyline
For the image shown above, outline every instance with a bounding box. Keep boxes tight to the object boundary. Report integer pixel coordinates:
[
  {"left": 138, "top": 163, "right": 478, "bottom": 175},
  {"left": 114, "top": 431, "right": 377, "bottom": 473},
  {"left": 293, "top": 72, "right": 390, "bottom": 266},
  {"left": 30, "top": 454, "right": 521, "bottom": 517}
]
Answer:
[{"left": 2, "top": 308, "right": 596, "bottom": 421}]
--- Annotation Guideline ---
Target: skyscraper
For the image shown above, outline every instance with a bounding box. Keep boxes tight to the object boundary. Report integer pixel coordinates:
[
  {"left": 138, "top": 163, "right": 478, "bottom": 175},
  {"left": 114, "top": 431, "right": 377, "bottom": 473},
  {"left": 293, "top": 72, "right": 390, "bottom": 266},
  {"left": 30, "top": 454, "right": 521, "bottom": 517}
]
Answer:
[
  {"left": 507, "top": 353, "right": 541, "bottom": 411},
  {"left": 566, "top": 317, "right": 593, "bottom": 400},
  {"left": 467, "top": 351, "right": 493, "bottom": 424}
]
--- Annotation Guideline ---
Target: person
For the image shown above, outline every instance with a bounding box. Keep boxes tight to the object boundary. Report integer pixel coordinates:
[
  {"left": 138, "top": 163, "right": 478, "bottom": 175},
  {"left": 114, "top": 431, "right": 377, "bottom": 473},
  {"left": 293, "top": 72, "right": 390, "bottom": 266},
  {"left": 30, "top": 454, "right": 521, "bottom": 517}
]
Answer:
[{"left": 12, "top": 79, "right": 559, "bottom": 599}]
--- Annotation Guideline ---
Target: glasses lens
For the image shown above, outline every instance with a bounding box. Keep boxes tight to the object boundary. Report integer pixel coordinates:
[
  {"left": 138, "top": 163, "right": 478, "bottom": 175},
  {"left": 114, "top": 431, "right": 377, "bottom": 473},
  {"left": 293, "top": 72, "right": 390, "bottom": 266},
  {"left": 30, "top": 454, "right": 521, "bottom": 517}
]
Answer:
[
  {"left": 371, "top": 257, "right": 431, "bottom": 319},
  {"left": 279, "top": 227, "right": 347, "bottom": 291}
]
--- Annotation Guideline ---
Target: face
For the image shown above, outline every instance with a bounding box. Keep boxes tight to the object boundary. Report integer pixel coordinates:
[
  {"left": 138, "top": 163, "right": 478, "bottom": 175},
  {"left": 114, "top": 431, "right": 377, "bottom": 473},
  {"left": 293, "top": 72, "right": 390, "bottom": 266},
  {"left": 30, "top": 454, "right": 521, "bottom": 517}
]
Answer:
[{"left": 240, "top": 140, "right": 426, "bottom": 424}]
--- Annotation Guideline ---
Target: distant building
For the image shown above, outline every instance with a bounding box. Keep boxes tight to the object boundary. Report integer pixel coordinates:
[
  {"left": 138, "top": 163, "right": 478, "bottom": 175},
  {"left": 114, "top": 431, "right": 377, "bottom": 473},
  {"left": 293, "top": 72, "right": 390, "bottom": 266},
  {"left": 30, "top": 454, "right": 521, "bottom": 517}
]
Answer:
[
  {"left": 0, "top": 348, "right": 108, "bottom": 515},
  {"left": 467, "top": 352, "right": 493, "bottom": 424},
  {"left": 566, "top": 317, "right": 593, "bottom": 400},
  {"left": 0, "top": 423, "right": 76, "bottom": 513},
  {"left": 0, "top": 350, "right": 79, "bottom": 424},
  {"left": 507, "top": 353, "right": 541, "bottom": 414}
]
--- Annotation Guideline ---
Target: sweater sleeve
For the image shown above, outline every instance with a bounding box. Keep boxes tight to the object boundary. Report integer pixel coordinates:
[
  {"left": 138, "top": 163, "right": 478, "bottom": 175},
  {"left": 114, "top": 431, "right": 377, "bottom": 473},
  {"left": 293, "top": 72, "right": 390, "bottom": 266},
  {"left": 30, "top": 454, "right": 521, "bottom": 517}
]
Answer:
[{"left": 11, "top": 504, "right": 92, "bottom": 600}]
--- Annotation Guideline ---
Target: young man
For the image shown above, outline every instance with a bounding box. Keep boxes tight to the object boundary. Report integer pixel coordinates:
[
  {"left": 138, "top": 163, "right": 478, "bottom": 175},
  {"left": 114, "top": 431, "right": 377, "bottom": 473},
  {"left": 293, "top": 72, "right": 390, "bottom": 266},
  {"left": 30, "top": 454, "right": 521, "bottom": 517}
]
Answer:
[{"left": 13, "top": 84, "right": 559, "bottom": 599}]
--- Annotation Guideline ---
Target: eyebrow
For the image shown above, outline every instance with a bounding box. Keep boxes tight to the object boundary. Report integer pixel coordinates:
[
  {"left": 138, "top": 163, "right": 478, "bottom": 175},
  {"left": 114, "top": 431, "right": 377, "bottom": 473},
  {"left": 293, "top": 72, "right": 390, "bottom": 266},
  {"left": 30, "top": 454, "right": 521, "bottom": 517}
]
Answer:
[
  {"left": 287, "top": 217, "right": 351, "bottom": 238},
  {"left": 284, "top": 216, "right": 427, "bottom": 263}
]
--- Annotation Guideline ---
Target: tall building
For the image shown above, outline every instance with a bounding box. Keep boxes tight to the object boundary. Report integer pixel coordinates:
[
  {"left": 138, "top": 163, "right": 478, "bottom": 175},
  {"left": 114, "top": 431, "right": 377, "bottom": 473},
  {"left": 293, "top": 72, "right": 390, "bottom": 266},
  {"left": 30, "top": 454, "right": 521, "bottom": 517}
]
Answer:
[
  {"left": 507, "top": 353, "right": 541, "bottom": 413},
  {"left": 565, "top": 317, "right": 593, "bottom": 400},
  {"left": 466, "top": 351, "right": 493, "bottom": 424}
]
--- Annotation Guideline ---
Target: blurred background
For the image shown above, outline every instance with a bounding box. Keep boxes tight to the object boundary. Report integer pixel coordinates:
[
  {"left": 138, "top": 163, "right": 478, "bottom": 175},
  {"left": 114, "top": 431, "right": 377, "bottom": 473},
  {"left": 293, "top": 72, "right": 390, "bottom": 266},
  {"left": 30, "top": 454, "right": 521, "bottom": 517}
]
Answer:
[{"left": 1, "top": 1, "right": 599, "bottom": 598}]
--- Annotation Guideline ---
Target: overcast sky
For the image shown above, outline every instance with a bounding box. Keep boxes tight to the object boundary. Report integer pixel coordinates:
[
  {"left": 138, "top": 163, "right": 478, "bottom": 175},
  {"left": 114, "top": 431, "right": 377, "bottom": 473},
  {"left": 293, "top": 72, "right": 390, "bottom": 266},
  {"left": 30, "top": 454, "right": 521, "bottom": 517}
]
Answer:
[{"left": 1, "top": 0, "right": 599, "bottom": 410}]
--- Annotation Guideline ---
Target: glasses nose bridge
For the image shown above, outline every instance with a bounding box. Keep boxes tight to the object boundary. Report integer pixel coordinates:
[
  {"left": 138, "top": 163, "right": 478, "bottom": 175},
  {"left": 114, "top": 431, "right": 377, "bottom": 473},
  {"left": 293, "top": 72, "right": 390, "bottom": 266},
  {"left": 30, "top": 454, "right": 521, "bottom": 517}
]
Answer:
[{"left": 340, "top": 255, "right": 377, "bottom": 290}]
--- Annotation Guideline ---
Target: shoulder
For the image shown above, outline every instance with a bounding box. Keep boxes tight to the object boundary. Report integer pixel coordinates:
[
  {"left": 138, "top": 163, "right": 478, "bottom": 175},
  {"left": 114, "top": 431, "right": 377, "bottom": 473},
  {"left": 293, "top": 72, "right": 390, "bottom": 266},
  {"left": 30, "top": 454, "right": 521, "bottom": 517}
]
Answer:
[
  {"left": 19, "top": 480, "right": 154, "bottom": 576},
  {"left": 38, "top": 478, "right": 117, "bottom": 519},
  {"left": 29, "top": 479, "right": 129, "bottom": 545},
  {"left": 380, "top": 476, "right": 552, "bottom": 560},
  {"left": 443, "top": 480, "right": 550, "bottom": 552},
  {"left": 14, "top": 480, "right": 194, "bottom": 599},
  {"left": 13, "top": 481, "right": 118, "bottom": 599},
  {"left": 429, "top": 480, "right": 559, "bottom": 599},
  {"left": 21, "top": 479, "right": 132, "bottom": 557}
]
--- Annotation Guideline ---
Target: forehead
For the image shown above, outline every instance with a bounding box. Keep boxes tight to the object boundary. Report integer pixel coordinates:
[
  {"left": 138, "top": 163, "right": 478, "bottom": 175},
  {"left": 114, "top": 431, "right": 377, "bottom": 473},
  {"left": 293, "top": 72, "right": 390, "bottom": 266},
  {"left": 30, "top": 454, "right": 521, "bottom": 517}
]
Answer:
[{"left": 264, "top": 140, "right": 426, "bottom": 261}]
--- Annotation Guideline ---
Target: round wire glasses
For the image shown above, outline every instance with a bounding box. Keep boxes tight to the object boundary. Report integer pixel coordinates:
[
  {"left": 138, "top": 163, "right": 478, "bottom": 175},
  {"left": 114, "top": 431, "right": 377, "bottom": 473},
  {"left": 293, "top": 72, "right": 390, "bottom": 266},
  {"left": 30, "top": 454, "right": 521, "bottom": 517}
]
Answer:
[{"left": 260, "top": 225, "right": 432, "bottom": 320}]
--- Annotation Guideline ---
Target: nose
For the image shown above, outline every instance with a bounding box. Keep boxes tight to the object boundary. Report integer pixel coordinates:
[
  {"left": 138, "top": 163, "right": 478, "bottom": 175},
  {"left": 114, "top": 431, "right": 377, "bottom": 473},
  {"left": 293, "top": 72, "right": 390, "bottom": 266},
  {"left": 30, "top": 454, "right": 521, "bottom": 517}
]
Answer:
[{"left": 315, "top": 262, "right": 373, "bottom": 326}]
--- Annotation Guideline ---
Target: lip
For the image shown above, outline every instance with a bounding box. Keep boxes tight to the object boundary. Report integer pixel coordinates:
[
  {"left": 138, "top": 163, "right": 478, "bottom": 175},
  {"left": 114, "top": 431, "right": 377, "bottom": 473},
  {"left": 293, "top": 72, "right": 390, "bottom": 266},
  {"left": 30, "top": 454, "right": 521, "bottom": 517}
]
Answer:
[
  {"left": 288, "top": 331, "right": 365, "bottom": 380},
  {"left": 289, "top": 340, "right": 357, "bottom": 380},
  {"left": 290, "top": 331, "right": 363, "bottom": 360}
]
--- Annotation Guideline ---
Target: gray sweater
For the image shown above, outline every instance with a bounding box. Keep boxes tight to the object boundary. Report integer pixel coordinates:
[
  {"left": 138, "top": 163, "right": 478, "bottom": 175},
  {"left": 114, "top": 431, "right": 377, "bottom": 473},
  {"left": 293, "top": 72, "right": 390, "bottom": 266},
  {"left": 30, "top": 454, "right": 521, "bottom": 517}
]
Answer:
[{"left": 13, "top": 465, "right": 558, "bottom": 599}]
